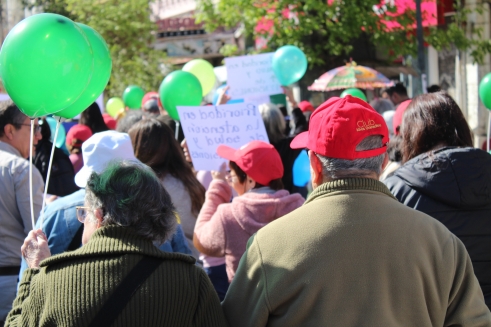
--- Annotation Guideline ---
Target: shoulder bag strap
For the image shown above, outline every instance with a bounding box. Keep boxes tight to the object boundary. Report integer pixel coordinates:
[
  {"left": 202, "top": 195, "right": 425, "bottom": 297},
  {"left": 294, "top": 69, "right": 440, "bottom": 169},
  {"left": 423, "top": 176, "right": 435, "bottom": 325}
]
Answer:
[{"left": 88, "top": 256, "right": 163, "bottom": 327}]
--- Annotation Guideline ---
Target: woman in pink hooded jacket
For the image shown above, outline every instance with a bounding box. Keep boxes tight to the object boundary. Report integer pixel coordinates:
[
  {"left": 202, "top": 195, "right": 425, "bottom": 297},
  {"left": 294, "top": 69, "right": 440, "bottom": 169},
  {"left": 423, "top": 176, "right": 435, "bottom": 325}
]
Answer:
[{"left": 194, "top": 140, "right": 304, "bottom": 282}]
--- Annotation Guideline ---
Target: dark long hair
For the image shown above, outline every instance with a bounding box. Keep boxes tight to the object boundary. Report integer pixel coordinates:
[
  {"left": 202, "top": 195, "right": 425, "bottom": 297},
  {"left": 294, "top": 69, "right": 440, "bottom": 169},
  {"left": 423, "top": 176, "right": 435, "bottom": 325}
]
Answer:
[
  {"left": 128, "top": 119, "right": 205, "bottom": 215},
  {"left": 79, "top": 102, "right": 109, "bottom": 134},
  {"left": 400, "top": 92, "right": 473, "bottom": 163}
]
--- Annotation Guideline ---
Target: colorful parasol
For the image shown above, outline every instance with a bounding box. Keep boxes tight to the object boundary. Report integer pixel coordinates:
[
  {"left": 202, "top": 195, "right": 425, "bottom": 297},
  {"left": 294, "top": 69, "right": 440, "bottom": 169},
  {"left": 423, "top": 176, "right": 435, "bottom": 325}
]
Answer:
[{"left": 308, "top": 62, "right": 394, "bottom": 91}]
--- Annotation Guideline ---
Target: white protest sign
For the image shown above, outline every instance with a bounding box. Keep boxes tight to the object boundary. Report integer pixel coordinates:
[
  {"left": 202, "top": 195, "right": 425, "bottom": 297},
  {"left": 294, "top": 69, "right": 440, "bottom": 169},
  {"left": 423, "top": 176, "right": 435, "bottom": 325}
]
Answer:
[
  {"left": 243, "top": 94, "right": 271, "bottom": 106},
  {"left": 177, "top": 103, "right": 269, "bottom": 171},
  {"left": 225, "top": 52, "right": 282, "bottom": 99}
]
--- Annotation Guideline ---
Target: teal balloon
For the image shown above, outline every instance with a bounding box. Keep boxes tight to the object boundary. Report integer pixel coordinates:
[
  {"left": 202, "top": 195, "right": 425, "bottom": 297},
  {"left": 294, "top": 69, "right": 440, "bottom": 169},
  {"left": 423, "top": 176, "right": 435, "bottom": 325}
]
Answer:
[
  {"left": 123, "top": 85, "right": 145, "bottom": 109},
  {"left": 46, "top": 116, "right": 66, "bottom": 148},
  {"left": 479, "top": 73, "right": 491, "bottom": 110},
  {"left": 159, "top": 71, "right": 202, "bottom": 120},
  {"left": 0, "top": 13, "right": 94, "bottom": 118},
  {"left": 56, "top": 23, "right": 112, "bottom": 119},
  {"left": 272, "top": 45, "right": 308, "bottom": 86},
  {"left": 340, "top": 88, "right": 367, "bottom": 102}
]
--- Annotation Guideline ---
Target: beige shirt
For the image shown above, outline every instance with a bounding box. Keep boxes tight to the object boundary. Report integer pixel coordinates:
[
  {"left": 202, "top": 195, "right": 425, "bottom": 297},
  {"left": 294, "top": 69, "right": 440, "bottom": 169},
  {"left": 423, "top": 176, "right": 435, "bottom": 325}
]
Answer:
[
  {"left": 161, "top": 174, "right": 200, "bottom": 261},
  {"left": 0, "top": 141, "right": 44, "bottom": 267}
]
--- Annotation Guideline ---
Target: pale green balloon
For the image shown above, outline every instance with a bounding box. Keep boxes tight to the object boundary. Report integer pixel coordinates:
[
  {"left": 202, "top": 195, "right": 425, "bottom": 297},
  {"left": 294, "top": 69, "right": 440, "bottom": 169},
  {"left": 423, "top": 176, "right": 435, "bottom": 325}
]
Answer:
[{"left": 182, "top": 59, "right": 216, "bottom": 96}]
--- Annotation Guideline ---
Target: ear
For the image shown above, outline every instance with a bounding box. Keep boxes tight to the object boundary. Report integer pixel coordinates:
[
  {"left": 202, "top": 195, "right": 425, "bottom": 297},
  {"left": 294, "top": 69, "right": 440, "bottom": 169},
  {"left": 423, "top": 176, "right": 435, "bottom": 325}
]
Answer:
[
  {"left": 308, "top": 150, "right": 324, "bottom": 187},
  {"left": 94, "top": 208, "right": 104, "bottom": 227},
  {"left": 246, "top": 176, "right": 256, "bottom": 191},
  {"left": 3, "top": 124, "right": 15, "bottom": 140}
]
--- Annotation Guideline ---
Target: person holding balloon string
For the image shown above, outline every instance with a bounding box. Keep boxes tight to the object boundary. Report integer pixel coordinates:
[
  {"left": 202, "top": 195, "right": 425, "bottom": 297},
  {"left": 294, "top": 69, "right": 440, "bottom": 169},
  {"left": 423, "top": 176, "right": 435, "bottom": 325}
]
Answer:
[{"left": 0, "top": 101, "right": 44, "bottom": 323}]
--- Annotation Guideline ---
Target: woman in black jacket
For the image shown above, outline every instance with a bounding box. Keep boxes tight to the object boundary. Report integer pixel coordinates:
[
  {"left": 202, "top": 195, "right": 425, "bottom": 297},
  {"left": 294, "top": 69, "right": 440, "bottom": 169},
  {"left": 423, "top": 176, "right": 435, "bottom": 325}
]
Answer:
[{"left": 384, "top": 92, "right": 491, "bottom": 309}]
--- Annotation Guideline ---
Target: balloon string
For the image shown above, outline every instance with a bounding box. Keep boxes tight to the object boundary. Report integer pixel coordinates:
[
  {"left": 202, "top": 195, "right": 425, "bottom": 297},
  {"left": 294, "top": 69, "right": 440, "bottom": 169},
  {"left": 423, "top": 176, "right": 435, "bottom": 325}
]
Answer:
[
  {"left": 487, "top": 112, "right": 490, "bottom": 154},
  {"left": 29, "top": 119, "right": 35, "bottom": 229},
  {"left": 39, "top": 117, "right": 61, "bottom": 228},
  {"left": 175, "top": 121, "right": 180, "bottom": 140}
]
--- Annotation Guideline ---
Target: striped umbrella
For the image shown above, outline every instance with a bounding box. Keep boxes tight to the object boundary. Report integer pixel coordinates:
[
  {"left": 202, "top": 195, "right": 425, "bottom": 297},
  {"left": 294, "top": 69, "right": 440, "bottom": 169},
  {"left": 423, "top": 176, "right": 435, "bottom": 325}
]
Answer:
[{"left": 308, "top": 63, "right": 394, "bottom": 91}]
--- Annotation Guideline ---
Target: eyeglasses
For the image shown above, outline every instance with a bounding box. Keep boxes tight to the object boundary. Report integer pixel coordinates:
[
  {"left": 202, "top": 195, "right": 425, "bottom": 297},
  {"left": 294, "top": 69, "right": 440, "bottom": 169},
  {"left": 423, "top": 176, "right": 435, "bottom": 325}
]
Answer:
[
  {"left": 15, "top": 123, "right": 41, "bottom": 133},
  {"left": 76, "top": 206, "right": 89, "bottom": 223}
]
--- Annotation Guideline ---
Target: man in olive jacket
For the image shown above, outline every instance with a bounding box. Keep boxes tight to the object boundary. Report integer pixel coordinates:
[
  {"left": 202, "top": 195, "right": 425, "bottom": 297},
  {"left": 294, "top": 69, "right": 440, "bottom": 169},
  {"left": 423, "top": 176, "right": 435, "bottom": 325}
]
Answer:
[{"left": 222, "top": 96, "right": 491, "bottom": 327}]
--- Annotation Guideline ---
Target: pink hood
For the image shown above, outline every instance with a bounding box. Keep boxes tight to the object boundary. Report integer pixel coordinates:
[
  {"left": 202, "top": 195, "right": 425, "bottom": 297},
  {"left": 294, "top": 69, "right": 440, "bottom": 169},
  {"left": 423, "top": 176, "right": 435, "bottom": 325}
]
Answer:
[
  {"left": 194, "top": 180, "right": 304, "bottom": 281},
  {"left": 231, "top": 190, "right": 304, "bottom": 235}
]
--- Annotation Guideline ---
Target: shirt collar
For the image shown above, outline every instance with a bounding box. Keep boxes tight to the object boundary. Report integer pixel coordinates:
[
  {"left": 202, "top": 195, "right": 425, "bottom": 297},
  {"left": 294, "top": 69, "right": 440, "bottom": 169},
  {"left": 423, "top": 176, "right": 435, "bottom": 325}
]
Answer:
[
  {"left": 305, "top": 177, "right": 396, "bottom": 205},
  {"left": 0, "top": 141, "right": 22, "bottom": 157}
]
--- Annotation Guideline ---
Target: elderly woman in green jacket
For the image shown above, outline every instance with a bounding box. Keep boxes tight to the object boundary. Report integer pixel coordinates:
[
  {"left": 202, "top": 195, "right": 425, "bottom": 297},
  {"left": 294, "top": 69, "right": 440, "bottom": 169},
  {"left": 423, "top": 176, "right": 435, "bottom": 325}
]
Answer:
[{"left": 6, "top": 160, "right": 227, "bottom": 327}]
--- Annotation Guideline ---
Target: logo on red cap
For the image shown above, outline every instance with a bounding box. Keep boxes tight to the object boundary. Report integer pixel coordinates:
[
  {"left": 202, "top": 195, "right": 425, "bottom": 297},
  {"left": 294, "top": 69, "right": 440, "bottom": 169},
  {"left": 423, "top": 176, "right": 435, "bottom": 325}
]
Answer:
[
  {"left": 356, "top": 119, "right": 382, "bottom": 132},
  {"left": 290, "top": 95, "right": 389, "bottom": 160}
]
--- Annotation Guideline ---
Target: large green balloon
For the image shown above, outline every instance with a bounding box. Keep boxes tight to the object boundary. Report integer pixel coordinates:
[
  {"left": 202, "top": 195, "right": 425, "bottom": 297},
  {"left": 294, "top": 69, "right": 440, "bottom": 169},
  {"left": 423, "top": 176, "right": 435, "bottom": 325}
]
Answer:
[
  {"left": 123, "top": 85, "right": 145, "bottom": 109},
  {"left": 56, "top": 23, "right": 112, "bottom": 119},
  {"left": 340, "top": 88, "right": 367, "bottom": 102},
  {"left": 0, "top": 13, "right": 94, "bottom": 117},
  {"left": 479, "top": 73, "right": 491, "bottom": 110},
  {"left": 106, "top": 97, "right": 124, "bottom": 117},
  {"left": 182, "top": 59, "right": 216, "bottom": 96},
  {"left": 159, "top": 71, "right": 202, "bottom": 120}
]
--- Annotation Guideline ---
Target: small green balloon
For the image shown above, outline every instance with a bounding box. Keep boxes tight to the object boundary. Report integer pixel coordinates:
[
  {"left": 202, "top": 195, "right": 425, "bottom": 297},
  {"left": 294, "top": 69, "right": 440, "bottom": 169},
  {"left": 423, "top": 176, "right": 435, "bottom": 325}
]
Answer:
[
  {"left": 479, "top": 73, "right": 491, "bottom": 110},
  {"left": 0, "top": 13, "right": 94, "bottom": 117},
  {"left": 159, "top": 71, "right": 202, "bottom": 120},
  {"left": 56, "top": 23, "right": 112, "bottom": 119},
  {"left": 106, "top": 97, "right": 124, "bottom": 117},
  {"left": 182, "top": 59, "right": 216, "bottom": 96},
  {"left": 340, "top": 88, "right": 367, "bottom": 102},
  {"left": 123, "top": 85, "right": 145, "bottom": 109}
]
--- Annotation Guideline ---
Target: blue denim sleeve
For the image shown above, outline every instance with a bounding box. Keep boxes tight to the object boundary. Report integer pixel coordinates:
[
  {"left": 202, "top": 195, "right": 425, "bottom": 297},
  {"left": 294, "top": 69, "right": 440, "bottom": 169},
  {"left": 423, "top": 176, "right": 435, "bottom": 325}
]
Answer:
[
  {"left": 171, "top": 224, "right": 192, "bottom": 255},
  {"left": 156, "top": 224, "right": 192, "bottom": 255}
]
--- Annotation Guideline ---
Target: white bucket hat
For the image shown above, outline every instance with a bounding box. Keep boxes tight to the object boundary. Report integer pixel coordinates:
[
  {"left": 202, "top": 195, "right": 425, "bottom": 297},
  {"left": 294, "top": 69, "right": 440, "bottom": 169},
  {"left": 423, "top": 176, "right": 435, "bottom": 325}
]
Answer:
[{"left": 74, "top": 130, "right": 139, "bottom": 188}]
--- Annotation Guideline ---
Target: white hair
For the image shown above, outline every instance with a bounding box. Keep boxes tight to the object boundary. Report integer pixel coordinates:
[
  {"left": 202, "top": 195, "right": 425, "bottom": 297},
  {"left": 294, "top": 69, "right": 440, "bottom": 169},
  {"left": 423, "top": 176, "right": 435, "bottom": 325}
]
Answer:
[
  {"left": 316, "top": 136, "right": 385, "bottom": 180},
  {"left": 258, "top": 103, "right": 286, "bottom": 143}
]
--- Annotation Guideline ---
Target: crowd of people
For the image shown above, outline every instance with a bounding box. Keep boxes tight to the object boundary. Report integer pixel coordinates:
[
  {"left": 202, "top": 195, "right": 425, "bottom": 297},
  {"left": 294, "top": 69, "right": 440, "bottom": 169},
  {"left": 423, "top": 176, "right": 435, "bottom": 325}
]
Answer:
[{"left": 0, "top": 82, "right": 490, "bottom": 326}]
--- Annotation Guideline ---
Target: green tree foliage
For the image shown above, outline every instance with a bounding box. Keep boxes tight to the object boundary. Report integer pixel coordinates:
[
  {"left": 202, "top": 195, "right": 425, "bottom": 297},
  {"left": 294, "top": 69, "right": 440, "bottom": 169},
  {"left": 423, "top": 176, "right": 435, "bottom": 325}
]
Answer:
[
  {"left": 196, "top": 0, "right": 491, "bottom": 66},
  {"left": 26, "top": 0, "right": 165, "bottom": 98}
]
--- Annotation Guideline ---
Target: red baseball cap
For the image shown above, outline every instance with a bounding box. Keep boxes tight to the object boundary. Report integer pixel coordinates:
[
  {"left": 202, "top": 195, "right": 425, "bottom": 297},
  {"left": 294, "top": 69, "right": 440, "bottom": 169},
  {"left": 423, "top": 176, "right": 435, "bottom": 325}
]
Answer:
[
  {"left": 216, "top": 140, "right": 283, "bottom": 186},
  {"left": 142, "top": 91, "right": 163, "bottom": 110},
  {"left": 66, "top": 124, "right": 93, "bottom": 148},
  {"left": 392, "top": 99, "right": 411, "bottom": 135},
  {"left": 298, "top": 100, "right": 314, "bottom": 112},
  {"left": 102, "top": 113, "right": 117, "bottom": 130},
  {"left": 290, "top": 95, "right": 389, "bottom": 160}
]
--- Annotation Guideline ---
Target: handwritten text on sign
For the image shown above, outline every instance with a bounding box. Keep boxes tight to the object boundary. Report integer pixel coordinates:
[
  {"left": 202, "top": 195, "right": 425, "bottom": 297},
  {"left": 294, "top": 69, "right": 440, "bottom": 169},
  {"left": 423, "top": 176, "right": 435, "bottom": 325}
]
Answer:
[
  {"left": 177, "top": 103, "right": 269, "bottom": 171},
  {"left": 225, "top": 53, "right": 282, "bottom": 99}
]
